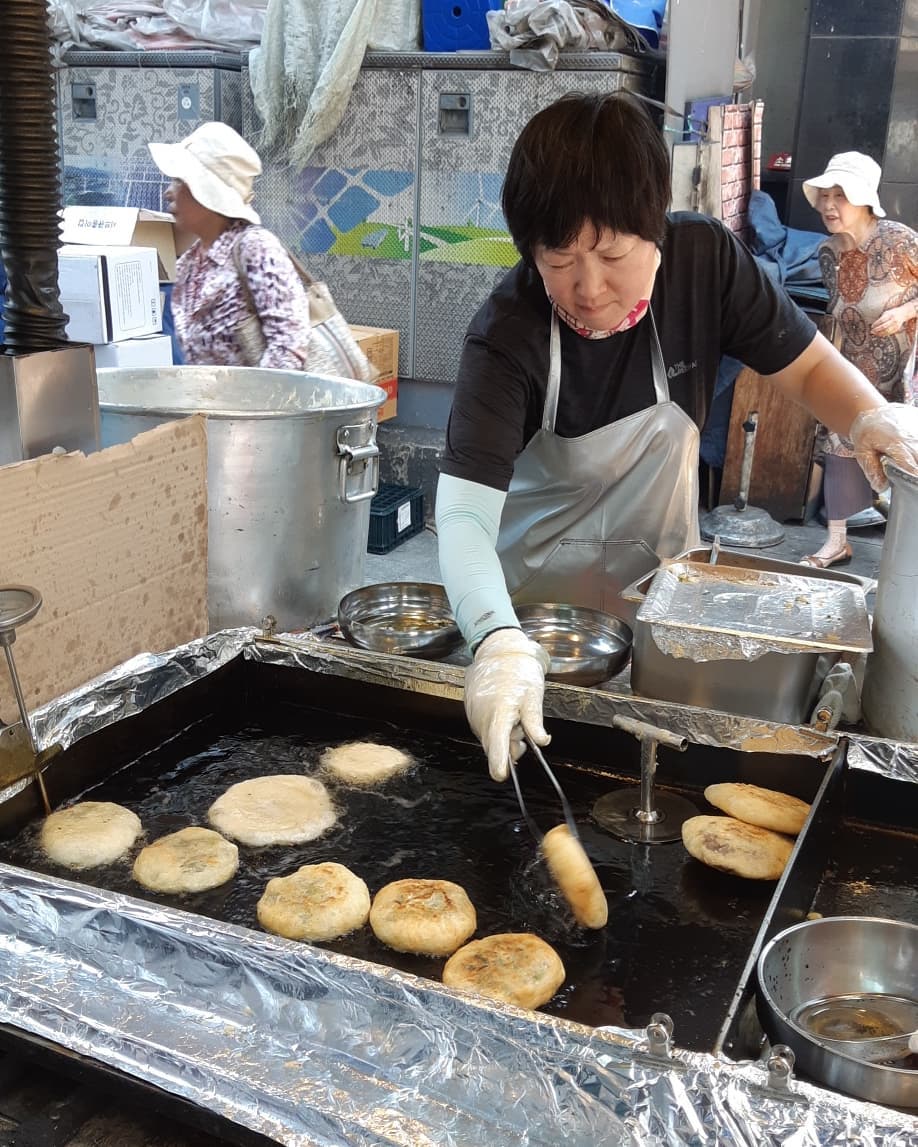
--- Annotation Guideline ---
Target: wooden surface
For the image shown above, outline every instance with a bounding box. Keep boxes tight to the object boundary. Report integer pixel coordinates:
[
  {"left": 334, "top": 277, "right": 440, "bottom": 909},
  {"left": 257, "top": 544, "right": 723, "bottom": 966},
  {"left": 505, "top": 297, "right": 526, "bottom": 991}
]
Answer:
[{"left": 720, "top": 367, "right": 817, "bottom": 522}]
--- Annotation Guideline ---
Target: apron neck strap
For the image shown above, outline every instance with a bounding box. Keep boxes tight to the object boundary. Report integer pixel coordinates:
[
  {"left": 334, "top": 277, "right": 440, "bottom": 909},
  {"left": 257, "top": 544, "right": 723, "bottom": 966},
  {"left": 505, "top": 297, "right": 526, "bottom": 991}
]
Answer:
[{"left": 544, "top": 307, "right": 671, "bottom": 433}]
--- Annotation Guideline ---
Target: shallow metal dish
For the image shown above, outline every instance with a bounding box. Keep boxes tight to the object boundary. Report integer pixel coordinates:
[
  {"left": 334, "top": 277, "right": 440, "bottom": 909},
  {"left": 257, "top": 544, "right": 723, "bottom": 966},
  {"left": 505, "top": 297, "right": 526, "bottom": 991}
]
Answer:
[
  {"left": 516, "top": 603, "right": 632, "bottom": 687},
  {"left": 758, "top": 916, "right": 918, "bottom": 1108},
  {"left": 338, "top": 582, "right": 464, "bottom": 659}
]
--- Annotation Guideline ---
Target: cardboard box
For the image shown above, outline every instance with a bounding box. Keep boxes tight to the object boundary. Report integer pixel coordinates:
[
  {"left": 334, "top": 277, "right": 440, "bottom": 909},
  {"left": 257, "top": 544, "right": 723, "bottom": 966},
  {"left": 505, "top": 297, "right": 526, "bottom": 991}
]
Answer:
[
  {"left": 94, "top": 333, "right": 173, "bottom": 370},
  {"left": 0, "top": 417, "right": 208, "bottom": 720},
  {"left": 59, "top": 245, "right": 162, "bottom": 345},
  {"left": 376, "top": 375, "right": 398, "bottom": 422},
  {"left": 61, "top": 206, "right": 181, "bottom": 282},
  {"left": 350, "top": 325, "right": 399, "bottom": 381}
]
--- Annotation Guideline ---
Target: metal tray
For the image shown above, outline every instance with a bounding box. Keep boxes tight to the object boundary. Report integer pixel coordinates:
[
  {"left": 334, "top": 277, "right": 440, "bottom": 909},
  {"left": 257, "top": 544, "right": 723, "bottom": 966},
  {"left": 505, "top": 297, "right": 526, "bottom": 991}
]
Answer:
[
  {"left": 636, "top": 562, "right": 872, "bottom": 655},
  {"left": 0, "top": 657, "right": 831, "bottom": 1055}
]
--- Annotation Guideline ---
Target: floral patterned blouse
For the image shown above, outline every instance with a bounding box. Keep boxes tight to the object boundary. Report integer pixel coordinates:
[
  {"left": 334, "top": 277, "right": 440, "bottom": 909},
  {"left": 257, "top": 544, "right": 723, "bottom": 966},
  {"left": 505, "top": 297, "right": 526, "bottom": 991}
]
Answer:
[
  {"left": 171, "top": 221, "right": 313, "bottom": 370},
  {"left": 818, "top": 218, "right": 918, "bottom": 456}
]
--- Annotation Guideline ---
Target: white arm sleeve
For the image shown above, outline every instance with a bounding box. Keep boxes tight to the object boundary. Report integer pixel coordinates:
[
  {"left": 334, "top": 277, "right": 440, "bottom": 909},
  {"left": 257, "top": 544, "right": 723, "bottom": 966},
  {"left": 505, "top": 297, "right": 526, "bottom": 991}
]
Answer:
[{"left": 435, "top": 472, "right": 521, "bottom": 650}]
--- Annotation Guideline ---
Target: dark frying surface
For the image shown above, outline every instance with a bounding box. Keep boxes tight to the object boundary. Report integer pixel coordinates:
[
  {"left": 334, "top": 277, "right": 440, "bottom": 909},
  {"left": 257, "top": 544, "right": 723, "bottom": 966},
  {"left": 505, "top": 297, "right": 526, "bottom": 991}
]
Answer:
[{"left": 0, "top": 703, "right": 775, "bottom": 1052}]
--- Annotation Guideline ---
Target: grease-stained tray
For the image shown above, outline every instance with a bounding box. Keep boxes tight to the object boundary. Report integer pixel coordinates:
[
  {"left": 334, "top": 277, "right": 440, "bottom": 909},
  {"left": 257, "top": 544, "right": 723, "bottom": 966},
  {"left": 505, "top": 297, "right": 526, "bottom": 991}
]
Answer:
[{"left": 0, "top": 659, "right": 832, "bottom": 1053}]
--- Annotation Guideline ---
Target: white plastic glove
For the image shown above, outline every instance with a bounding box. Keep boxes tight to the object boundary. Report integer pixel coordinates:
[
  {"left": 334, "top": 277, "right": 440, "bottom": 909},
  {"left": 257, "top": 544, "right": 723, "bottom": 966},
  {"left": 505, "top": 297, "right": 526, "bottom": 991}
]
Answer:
[
  {"left": 850, "top": 403, "right": 918, "bottom": 492},
  {"left": 463, "top": 628, "right": 551, "bottom": 783}
]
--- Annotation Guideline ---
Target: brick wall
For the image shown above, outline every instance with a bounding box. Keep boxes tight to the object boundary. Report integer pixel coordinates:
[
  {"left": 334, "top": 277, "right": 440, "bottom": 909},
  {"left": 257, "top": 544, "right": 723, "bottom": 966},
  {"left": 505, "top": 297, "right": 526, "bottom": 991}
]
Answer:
[{"left": 708, "top": 101, "right": 764, "bottom": 240}]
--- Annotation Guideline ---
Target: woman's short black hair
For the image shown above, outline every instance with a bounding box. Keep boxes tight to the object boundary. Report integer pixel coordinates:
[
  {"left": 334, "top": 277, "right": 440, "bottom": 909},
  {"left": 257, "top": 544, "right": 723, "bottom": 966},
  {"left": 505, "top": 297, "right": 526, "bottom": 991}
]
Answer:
[{"left": 501, "top": 92, "right": 670, "bottom": 264}]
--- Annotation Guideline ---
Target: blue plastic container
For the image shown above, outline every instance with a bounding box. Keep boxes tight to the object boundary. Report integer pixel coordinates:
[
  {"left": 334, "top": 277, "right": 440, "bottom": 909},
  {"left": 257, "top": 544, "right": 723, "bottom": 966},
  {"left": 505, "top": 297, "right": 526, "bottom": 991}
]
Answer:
[{"left": 422, "top": 0, "right": 502, "bottom": 52}]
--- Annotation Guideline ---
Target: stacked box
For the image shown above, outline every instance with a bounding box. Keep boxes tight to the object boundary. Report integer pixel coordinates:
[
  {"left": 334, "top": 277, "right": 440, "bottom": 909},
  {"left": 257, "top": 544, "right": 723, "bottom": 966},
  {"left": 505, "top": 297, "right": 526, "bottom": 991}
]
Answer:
[{"left": 350, "top": 325, "right": 399, "bottom": 421}]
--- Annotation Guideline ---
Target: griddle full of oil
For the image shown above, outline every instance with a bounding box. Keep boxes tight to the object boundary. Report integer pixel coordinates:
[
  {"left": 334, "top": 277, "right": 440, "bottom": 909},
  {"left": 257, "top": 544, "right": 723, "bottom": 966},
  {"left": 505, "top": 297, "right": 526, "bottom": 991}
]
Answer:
[{"left": 0, "top": 705, "right": 774, "bottom": 1053}]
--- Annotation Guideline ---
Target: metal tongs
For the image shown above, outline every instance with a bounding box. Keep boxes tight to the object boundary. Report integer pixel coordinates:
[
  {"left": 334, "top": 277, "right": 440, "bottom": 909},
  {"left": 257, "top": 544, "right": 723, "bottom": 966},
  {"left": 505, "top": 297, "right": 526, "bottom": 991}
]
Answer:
[{"left": 508, "top": 736, "right": 580, "bottom": 843}]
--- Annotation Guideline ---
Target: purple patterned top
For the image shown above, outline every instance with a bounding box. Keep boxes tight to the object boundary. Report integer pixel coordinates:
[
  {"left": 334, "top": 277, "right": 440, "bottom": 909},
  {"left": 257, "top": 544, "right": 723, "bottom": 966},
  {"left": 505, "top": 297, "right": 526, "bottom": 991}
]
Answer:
[{"left": 171, "top": 221, "right": 312, "bottom": 369}]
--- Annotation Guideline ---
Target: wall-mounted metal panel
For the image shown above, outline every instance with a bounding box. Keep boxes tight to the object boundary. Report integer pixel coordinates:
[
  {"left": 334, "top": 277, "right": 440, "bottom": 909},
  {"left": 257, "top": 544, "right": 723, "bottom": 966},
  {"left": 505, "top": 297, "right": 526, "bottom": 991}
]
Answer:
[
  {"left": 414, "top": 67, "right": 643, "bottom": 381},
  {"left": 244, "top": 65, "right": 419, "bottom": 378},
  {"left": 238, "top": 55, "right": 656, "bottom": 385},
  {"left": 58, "top": 54, "right": 242, "bottom": 212}
]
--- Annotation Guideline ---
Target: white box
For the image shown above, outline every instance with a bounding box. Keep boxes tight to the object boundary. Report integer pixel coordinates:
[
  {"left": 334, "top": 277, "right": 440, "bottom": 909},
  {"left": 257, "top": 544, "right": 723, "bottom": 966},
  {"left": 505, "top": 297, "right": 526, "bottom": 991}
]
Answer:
[
  {"left": 58, "top": 245, "right": 162, "bottom": 344},
  {"left": 61, "top": 206, "right": 187, "bottom": 282},
  {"left": 93, "top": 333, "right": 173, "bottom": 370}
]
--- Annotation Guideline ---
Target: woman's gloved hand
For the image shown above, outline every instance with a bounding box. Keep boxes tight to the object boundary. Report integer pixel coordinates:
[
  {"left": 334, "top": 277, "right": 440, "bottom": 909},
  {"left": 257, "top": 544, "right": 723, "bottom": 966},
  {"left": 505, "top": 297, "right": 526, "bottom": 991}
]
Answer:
[
  {"left": 850, "top": 403, "right": 918, "bottom": 491},
  {"left": 464, "top": 628, "right": 551, "bottom": 782}
]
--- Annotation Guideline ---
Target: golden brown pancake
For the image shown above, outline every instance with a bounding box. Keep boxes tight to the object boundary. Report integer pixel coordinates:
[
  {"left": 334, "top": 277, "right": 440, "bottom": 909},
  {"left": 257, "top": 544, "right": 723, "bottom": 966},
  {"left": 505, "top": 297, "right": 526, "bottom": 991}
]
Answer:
[
  {"left": 369, "top": 878, "right": 476, "bottom": 956},
  {"left": 541, "top": 824, "right": 608, "bottom": 929},
  {"left": 443, "top": 933, "right": 566, "bottom": 1010},
  {"left": 682, "top": 815, "right": 793, "bottom": 881},
  {"left": 40, "top": 801, "right": 142, "bottom": 870},
  {"left": 133, "top": 826, "right": 238, "bottom": 893},
  {"left": 257, "top": 862, "right": 371, "bottom": 942},
  {"left": 704, "top": 782, "right": 810, "bottom": 836}
]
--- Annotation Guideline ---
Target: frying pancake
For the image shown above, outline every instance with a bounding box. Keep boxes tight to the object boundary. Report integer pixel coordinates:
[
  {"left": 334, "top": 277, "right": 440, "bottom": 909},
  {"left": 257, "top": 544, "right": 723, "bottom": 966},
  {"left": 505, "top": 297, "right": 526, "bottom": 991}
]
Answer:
[
  {"left": 133, "top": 826, "right": 238, "bottom": 893},
  {"left": 320, "top": 741, "right": 413, "bottom": 787},
  {"left": 208, "top": 775, "right": 336, "bottom": 846},
  {"left": 682, "top": 815, "right": 793, "bottom": 881},
  {"left": 541, "top": 824, "right": 608, "bottom": 929},
  {"left": 442, "top": 933, "right": 566, "bottom": 1010},
  {"left": 369, "top": 878, "right": 477, "bottom": 956},
  {"left": 257, "top": 862, "right": 371, "bottom": 942},
  {"left": 704, "top": 782, "right": 810, "bottom": 836},
  {"left": 40, "top": 801, "right": 142, "bottom": 870}
]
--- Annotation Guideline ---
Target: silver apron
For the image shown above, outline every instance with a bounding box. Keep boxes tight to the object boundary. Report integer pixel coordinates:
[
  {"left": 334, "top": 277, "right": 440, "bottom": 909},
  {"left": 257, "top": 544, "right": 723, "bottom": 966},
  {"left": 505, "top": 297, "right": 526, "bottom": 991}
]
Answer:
[{"left": 496, "top": 308, "right": 701, "bottom": 622}]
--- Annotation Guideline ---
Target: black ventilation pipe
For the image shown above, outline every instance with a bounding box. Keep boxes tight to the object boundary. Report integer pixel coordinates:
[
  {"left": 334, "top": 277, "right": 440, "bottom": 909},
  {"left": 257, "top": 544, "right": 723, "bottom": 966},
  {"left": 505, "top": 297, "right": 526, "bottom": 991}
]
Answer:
[{"left": 0, "top": 0, "right": 69, "bottom": 353}]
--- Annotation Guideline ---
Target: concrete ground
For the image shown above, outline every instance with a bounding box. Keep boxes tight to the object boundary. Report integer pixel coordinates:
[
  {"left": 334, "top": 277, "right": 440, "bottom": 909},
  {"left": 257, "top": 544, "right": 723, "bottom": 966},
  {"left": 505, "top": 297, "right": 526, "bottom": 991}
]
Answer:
[{"left": 365, "top": 517, "right": 887, "bottom": 593}]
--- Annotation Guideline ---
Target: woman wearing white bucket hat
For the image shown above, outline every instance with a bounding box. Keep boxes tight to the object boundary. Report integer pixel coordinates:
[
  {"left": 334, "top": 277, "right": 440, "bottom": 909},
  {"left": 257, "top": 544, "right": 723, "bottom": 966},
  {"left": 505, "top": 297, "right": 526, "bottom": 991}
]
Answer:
[
  {"left": 149, "top": 121, "right": 314, "bottom": 370},
  {"left": 802, "top": 151, "right": 918, "bottom": 567}
]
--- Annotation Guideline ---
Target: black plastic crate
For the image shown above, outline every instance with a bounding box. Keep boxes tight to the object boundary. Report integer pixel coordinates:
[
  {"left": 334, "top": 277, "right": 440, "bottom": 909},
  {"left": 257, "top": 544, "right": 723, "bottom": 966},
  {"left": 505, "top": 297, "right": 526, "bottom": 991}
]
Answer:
[{"left": 367, "top": 483, "right": 425, "bottom": 554}]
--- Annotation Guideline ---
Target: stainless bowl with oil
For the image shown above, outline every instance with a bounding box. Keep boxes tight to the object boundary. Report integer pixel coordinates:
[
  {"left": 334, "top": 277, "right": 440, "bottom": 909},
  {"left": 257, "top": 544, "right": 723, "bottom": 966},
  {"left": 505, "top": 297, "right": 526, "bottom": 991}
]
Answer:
[
  {"left": 757, "top": 915, "right": 918, "bottom": 1107},
  {"left": 516, "top": 603, "right": 632, "bottom": 687},
  {"left": 338, "top": 582, "right": 464, "bottom": 659}
]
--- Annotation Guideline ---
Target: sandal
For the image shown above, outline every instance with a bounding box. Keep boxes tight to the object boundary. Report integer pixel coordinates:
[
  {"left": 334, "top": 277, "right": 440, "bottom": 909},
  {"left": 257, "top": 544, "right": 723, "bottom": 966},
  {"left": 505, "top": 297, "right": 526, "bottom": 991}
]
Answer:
[{"left": 799, "top": 543, "right": 853, "bottom": 569}]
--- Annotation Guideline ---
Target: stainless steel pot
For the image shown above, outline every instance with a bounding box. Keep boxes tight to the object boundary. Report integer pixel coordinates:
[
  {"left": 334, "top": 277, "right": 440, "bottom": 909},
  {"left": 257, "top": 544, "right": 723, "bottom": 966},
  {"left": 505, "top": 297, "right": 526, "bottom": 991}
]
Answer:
[
  {"left": 862, "top": 463, "right": 918, "bottom": 741},
  {"left": 98, "top": 366, "right": 385, "bottom": 632},
  {"left": 757, "top": 916, "right": 918, "bottom": 1108}
]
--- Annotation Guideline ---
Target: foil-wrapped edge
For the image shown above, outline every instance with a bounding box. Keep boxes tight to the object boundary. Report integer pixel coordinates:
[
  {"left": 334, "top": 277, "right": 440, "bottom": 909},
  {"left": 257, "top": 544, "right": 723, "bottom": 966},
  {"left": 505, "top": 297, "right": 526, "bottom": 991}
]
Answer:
[
  {"left": 249, "top": 635, "right": 841, "bottom": 760},
  {"left": 30, "top": 628, "right": 257, "bottom": 754},
  {"left": 20, "top": 626, "right": 918, "bottom": 791},
  {"left": 0, "top": 864, "right": 914, "bottom": 1146}
]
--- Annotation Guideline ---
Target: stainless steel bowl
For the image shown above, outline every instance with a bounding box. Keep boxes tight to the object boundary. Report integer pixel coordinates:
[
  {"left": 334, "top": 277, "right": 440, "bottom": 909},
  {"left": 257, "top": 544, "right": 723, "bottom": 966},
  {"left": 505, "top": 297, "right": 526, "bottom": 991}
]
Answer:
[
  {"left": 338, "top": 582, "right": 464, "bottom": 660},
  {"left": 516, "top": 603, "right": 632, "bottom": 687},
  {"left": 757, "top": 916, "right": 918, "bottom": 1108}
]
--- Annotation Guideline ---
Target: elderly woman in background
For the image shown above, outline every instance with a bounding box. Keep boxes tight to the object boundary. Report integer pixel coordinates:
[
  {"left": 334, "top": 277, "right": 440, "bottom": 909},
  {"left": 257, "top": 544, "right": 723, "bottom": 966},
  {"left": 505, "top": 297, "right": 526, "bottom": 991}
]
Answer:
[
  {"left": 802, "top": 152, "right": 918, "bottom": 567},
  {"left": 149, "top": 121, "right": 314, "bottom": 370}
]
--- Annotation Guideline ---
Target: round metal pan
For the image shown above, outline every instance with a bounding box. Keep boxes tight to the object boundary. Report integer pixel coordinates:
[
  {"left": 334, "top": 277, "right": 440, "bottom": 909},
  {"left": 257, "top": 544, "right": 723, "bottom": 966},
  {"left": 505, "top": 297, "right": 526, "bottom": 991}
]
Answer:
[
  {"left": 757, "top": 915, "right": 918, "bottom": 1108},
  {"left": 338, "top": 581, "right": 465, "bottom": 659},
  {"left": 516, "top": 603, "right": 633, "bottom": 687}
]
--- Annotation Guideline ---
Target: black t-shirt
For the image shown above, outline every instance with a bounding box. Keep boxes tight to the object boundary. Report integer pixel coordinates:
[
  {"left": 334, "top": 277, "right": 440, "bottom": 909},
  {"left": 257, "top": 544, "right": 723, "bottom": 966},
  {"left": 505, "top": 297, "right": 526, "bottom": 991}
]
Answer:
[{"left": 441, "top": 212, "right": 817, "bottom": 491}]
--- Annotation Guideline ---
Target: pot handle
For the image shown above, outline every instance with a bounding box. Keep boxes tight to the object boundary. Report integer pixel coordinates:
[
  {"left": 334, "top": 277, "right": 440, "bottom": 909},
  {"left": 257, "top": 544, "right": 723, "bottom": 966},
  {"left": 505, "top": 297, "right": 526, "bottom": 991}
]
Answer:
[{"left": 336, "top": 424, "right": 380, "bottom": 504}]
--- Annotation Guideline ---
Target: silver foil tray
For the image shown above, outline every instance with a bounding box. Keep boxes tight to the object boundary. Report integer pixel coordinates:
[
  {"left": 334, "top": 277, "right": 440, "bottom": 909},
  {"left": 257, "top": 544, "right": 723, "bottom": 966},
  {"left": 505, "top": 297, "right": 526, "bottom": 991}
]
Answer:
[{"left": 637, "top": 562, "right": 872, "bottom": 655}]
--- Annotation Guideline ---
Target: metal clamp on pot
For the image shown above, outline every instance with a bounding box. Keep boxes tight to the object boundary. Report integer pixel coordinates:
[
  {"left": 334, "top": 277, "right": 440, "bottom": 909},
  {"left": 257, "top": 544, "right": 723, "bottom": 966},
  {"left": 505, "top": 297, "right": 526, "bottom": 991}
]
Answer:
[{"left": 336, "top": 423, "right": 379, "bottom": 504}]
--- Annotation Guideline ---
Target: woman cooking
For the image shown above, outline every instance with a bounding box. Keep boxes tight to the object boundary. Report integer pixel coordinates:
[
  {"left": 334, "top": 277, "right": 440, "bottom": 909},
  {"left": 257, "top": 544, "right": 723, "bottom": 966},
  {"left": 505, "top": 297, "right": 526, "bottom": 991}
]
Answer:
[{"left": 436, "top": 93, "right": 918, "bottom": 782}]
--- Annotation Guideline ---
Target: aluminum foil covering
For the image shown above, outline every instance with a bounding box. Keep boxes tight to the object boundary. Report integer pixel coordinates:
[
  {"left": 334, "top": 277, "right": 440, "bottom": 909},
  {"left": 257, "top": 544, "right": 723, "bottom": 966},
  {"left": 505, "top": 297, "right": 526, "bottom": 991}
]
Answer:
[
  {"left": 637, "top": 564, "right": 872, "bottom": 663},
  {"left": 0, "top": 864, "right": 914, "bottom": 1146},
  {"left": 30, "top": 628, "right": 255, "bottom": 754},
  {"left": 846, "top": 732, "right": 918, "bottom": 785},
  {"left": 250, "top": 635, "right": 840, "bottom": 759}
]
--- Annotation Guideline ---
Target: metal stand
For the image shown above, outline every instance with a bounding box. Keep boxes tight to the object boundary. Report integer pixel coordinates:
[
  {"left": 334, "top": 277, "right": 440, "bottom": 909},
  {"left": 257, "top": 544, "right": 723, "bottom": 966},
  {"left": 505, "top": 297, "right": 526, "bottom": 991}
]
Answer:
[
  {"left": 700, "top": 411, "right": 785, "bottom": 548},
  {"left": 0, "top": 586, "right": 52, "bottom": 814},
  {"left": 592, "top": 715, "right": 697, "bottom": 844}
]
